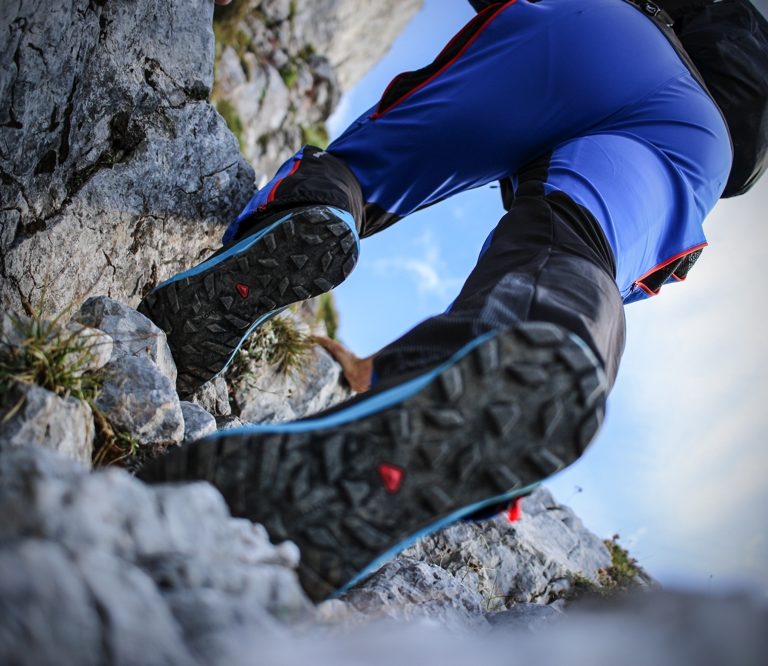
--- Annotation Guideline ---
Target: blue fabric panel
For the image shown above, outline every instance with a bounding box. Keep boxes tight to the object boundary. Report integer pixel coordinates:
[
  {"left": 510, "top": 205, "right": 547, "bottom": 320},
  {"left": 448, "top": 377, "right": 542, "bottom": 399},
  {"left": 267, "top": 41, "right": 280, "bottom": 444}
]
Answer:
[
  {"left": 326, "top": 0, "right": 731, "bottom": 301},
  {"left": 223, "top": 147, "right": 305, "bottom": 244}
]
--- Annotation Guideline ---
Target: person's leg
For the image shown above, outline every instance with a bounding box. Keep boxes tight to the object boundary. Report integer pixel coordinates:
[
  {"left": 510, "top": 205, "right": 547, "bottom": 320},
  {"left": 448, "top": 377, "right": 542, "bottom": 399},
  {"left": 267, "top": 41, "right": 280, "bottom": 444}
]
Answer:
[{"left": 138, "top": 0, "right": 733, "bottom": 600}]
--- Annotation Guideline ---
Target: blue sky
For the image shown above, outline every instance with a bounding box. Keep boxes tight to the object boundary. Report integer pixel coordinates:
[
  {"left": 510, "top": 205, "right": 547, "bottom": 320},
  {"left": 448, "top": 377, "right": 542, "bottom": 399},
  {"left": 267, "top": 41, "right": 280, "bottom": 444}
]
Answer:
[{"left": 328, "top": 0, "right": 768, "bottom": 594}]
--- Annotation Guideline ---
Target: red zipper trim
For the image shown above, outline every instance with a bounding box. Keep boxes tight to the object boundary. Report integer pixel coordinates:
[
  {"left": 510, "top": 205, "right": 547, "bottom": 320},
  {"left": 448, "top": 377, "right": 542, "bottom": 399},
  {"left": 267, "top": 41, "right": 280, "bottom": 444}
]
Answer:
[
  {"left": 370, "top": 0, "right": 518, "bottom": 120},
  {"left": 633, "top": 242, "right": 708, "bottom": 296},
  {"left": 265, "top": 158, "right": 303, "bottom": 207}
]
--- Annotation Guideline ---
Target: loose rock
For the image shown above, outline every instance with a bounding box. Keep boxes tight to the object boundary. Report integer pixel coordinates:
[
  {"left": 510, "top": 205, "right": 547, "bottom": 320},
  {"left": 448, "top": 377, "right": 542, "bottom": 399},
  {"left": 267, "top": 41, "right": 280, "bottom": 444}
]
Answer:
[
  {"left": 96, "top": 356, "right": 184, "bottom": 449},
  {"left": 180, "top": 401, "right": 217, "bottom": 443},
  {"left": 72, "top": 297, "right": 177, "bottom": 384},
  {"left": 189, "top": 376, "right": 231, "bottom": 417},
  {"left": 0, "top": 383, "right": 94, "bottom": 467}
]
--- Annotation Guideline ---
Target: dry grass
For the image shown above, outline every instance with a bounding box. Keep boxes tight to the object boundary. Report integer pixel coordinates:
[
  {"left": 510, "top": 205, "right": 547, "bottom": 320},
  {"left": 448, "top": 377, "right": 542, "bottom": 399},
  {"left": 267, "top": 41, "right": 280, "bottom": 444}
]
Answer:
[
  {"left": 231, "top": 315, "right": 312, "bottom": 381},
  {"left": 1, "top": 308, "right": 139, "bottom": 469}
]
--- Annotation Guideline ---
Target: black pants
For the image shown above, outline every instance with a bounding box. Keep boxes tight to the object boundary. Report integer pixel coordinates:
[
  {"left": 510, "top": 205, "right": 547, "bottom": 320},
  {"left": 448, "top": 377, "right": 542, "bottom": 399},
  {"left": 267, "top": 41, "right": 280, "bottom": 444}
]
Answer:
[{"left": 372, "top": 181, "right": 626, "bottom": 390}]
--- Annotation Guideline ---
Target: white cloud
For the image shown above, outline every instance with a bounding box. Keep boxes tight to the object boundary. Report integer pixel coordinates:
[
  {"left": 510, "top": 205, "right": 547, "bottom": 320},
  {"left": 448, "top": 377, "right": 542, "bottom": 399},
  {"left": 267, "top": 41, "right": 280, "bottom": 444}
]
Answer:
[{"left": 370, "top": 229, "right": 464, "bottom": 300}]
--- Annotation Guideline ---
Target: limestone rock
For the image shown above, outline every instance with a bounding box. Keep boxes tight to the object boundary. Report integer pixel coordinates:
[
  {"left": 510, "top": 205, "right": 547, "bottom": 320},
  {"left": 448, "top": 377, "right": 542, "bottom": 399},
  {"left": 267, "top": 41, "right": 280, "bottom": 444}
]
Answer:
[
  {"left": 0, "top": 0, "right": 254, "bottom": 316},
  {"left": 72, "top": 296, "right": 177, "bottom": 384},
  {"left": 0, "top": 540, "right": 105, "bottom": 666},
  {"left": 189, "top": 375, "right": 231, "bottom": 417},
  {"left": 0, "top": 444, "right": 310, "bottom": 664},
  {"left": 96, "top": 356, "right": 184, "bottom": 449},
  {"left": 343, "top": 558, "right": 489, "bottom": 630},
  {"left": 232, "top": 344, "right": 349, "bottom": 423},
  {"left": 0, "top": 383, "right": 93, "bottom": 467},
  {"left": 398, "top": 488, "right": 612, "bottom": 610},
  {"left": 293, "top": 0, "right": 425, "bottom": 91},
  {"left": 215, "top": 414, "right": 248, "bottom": 430},
  {"left": 73, "top": 550, "right": 195, "bottom": 666},
  {"left": 485, "top": 603, "right": 564, "bottom": 632},
  {"left": 180, "top": 401, "right": 217, "bottom": 443},
  {"left": 212, "top": 0, "right": 423, "bottom": 171}
]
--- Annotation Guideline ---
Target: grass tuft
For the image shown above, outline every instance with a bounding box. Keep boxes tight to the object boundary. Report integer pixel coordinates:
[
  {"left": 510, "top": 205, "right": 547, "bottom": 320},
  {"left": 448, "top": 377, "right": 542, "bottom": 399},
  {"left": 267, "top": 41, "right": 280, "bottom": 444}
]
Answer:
[
  {"left": 561, "top": 534, "right": 647, "bottom": 603},
  {"left": 0, "top": 313, "right": 104, "bottom": 411},
  {"left": 600, "top": 534, "right": 644, "bottom": 591},
  {"left": 231, "top": 315, "right": 312, "bottom": 380},
  {"left": 1, "top": 307, "right": 142, "bottom": 469},
  {"left": 315, "top": 292, "right": 339, "bottom": 339}
]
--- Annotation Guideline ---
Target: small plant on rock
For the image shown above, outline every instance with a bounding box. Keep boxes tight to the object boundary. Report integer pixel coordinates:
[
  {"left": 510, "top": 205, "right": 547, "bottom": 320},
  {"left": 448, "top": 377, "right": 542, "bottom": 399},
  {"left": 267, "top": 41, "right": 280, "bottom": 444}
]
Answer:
[
  {"left": 231, "top": 315, "right": 312, "bottom": 381},
  {"left": 315, "top": 292, "right": 339, "bottom": 339},
  {"left": 1, "top": 308, "right": 141, "bottom": 469},
  {"left": 561, "top": 534, "right": 650, "bottom": 603},
  {"left": 0, "top": 312, "right": 104, "bottom": 413}
]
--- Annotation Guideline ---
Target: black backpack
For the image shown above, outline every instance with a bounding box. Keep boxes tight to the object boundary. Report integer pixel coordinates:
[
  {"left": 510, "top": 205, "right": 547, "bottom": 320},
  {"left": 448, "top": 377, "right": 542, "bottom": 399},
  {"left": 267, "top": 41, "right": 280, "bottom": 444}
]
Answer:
[{"left": 669, "top": 0, "right": 768, "bottom": 197}]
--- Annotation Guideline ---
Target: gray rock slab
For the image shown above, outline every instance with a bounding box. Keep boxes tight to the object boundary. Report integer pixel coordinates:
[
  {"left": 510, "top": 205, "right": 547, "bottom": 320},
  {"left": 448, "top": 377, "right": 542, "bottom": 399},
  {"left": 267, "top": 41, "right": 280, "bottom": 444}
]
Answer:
[
  {"left": 486, "top": 603, "right": 563, "bottom": 632},
  {"left": 74, "top": 550, "right": 196, "bottom": 666},
  {"left": 0, "top": 383, "right": 94, "bottom": 467},
  {"left": 227, "top": 591, "right": 768, "bottom": 666},
  {"left": 0, "top": 443, "right": 311, "bottom": 664},
  {"left": 72, "top": 296, "right": 177, "bottom": 384},
  {"left": 180, "top": 401, "right": 217, "bottom": 443},
  {"left": 97, "top": 355, "right": 184, "bottom": 448}
]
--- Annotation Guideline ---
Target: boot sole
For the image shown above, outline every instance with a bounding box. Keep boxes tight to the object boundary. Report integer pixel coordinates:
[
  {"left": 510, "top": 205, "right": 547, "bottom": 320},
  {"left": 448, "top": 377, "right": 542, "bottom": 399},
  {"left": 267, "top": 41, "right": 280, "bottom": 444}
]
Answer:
[
  {"left": 137, "top": 206, "right": 359, "bottom": 396},
  {"left": 138, "top": 323, "right": 607, "bottom": 601}
]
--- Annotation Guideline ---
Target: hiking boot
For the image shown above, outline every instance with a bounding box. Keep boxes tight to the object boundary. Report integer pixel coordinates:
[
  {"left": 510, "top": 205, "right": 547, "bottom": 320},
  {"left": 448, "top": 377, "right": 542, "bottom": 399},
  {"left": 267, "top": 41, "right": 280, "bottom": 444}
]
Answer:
[
  {"left": 138, "top": 322, "right": 608, "bottom": 601},
  {"left": 138, "top": 204, "right": 359, "bottom": 396}
]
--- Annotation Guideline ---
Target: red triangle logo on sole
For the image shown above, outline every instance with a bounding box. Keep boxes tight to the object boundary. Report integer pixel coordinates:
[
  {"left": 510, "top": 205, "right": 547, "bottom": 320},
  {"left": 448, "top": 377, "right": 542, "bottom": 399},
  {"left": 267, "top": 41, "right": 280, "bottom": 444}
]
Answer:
[
  {"left": 235, "top": 283, "right": 250, "bottom": 299},
  {"left": 378, "top": 463, "right": 404, "bottom": 494}
]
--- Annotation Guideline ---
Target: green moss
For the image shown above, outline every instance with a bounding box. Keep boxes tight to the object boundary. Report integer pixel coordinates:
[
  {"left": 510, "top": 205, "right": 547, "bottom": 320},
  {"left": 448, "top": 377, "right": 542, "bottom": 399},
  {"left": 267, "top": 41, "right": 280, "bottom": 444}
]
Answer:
[
  {"left": 297, "top": 43, "right": 316, "bottom": 60},
  {"left": 215, "top": 98, "right": 245, "bottom": 152},
  {"left": 300, "top": 123, "right": 330, "bottom": 150},
  {"left": 279, "top": 62, "right": 299, "bottom": 89},
  {"left": 559, "top": 535, "right": 646, "bottom": 604},
  {"left": 315, "top": 293, "right": 339, "bottom": 339},
  {"left": 601, "top": 534, "right": 643, "bottom": 590}
]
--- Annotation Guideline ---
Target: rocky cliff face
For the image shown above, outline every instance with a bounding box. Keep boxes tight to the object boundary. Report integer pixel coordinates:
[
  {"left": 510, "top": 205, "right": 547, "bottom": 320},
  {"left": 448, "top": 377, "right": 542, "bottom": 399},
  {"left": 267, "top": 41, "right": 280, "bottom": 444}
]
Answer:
[
  {"left": 0, "top": 0, "right": 423, "bottom": 316},
  {"left": 211, "top": 0, "right": 423, "bottom": 173},
  {"left": 1, "top": 0, "right": 253, "bottom": 316}
]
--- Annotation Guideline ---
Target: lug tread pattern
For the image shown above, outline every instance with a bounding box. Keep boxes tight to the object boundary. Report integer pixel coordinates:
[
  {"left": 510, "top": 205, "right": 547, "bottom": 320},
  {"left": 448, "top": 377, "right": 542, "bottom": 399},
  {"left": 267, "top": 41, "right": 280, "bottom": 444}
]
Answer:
[
  {"left": 137, "top": 207, "right": 358, "bottom": 396},
  {"left": 138, "top": 323, "right": 608, "bottom": 602}
]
